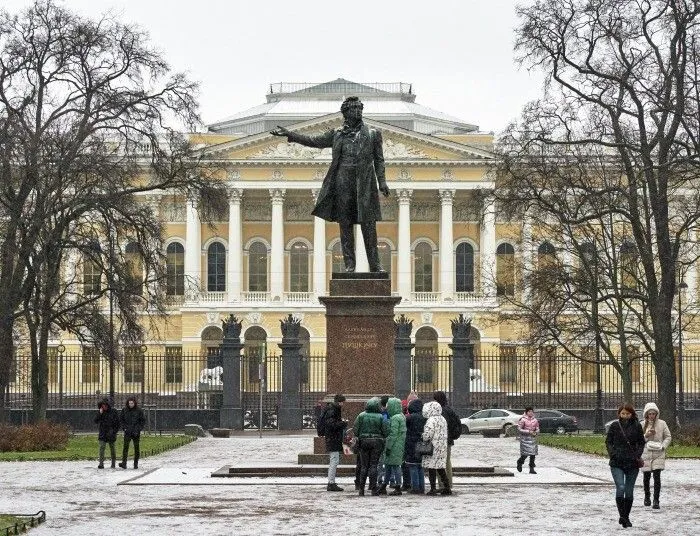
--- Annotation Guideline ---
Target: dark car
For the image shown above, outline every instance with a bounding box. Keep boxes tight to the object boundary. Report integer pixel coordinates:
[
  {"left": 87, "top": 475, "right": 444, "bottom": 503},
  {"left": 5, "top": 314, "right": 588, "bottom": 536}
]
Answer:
[{"left": 534, "top": 409, "right": 578, "bottom": 434}]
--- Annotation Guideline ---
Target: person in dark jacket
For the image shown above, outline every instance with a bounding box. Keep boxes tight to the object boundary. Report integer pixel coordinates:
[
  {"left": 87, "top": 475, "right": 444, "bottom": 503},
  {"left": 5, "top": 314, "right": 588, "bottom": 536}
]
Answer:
[
  {"left": 323, "top": 394, "right": 347, "bottom": 492},
  {"left": 433, "top": 391, "right": 461, "bottom": 489},
  {"left": 404, "top": 398, "right": 427, "bottom": 494},
  {"left": 118, "top": 396, "right": 146, "bottom": 469},
  {"left": 353, "top": 397, "right": 389, "bottom": 496},
  {"left": 605, "top": 402, "right": 645, "bottom": 528},
  {"left": 94, "top": 398, "right": 120, "bottom": 469}
]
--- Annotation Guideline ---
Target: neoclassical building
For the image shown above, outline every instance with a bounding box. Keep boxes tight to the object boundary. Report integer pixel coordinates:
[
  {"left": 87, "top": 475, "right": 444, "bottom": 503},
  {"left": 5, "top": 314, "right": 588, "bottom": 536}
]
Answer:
[{"left": 154, "top": 79, "right": 521, "bottom": 360}]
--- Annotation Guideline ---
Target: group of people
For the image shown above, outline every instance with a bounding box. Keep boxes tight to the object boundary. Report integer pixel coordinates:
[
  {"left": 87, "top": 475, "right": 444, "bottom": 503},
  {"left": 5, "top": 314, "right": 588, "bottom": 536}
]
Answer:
[
  {"left": 94, "top": 396, "right": 146, "bottom": 469},
  {"left": 321, "top": 391, "right": 462, "bottom": 496},
  {"left": 605, "top": 402, "right": 672, "bottom": 528}
]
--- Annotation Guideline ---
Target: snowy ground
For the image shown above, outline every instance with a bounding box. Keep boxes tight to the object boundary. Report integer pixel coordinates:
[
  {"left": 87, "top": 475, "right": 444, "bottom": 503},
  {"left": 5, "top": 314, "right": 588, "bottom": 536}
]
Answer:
[{"left": 1, "top": 433, "right": 698, "bottom": 535}]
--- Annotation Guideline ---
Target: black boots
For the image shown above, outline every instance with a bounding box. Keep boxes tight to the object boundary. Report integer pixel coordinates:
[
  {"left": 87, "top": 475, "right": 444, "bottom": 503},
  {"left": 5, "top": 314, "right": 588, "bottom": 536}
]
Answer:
[
  {"left": 389, "top": 486, "right": 402, "bottom": 496},
  {"left": 616, "top": 497, "right": 634, "bottom": 528},
  {"left": 327, "top": 483, "right": 343, "bottom": 492},
  {"left": 644, "top": 493, "right": 651, "bottom": 506},
  {"left": 118, "top": 461, "right": 126, "bottom": 469},
  {"left": 516, "top": 456, "right": 525, "bottom": 472}
]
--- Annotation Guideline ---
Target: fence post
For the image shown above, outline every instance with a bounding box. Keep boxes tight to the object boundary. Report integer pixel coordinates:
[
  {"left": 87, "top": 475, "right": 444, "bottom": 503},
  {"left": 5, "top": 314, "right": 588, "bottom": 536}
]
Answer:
[
  {"left": 394, "top": 314, "right": 414, "bottom": 399},
  {"left": 220, "top": 314, "right": 244, "bottom": 429},
  {"left": 278, "top": 314, "right": 303, "bottom": 430},
  {"left": 449, "top": 314, "right": 473, "bottom": 419}
]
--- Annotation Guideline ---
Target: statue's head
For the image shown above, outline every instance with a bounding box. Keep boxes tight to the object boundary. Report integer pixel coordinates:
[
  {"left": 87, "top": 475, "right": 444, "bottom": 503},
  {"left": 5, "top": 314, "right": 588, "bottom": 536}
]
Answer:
[{"left": 341, "top": 96, "right": 363, "bottom": 125}]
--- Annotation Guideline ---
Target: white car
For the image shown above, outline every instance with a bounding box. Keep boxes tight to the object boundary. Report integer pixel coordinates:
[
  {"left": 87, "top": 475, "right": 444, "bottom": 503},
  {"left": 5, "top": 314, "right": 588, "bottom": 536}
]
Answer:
[{"left": 461, "top": 409, "right": 522, "bottom": 435}]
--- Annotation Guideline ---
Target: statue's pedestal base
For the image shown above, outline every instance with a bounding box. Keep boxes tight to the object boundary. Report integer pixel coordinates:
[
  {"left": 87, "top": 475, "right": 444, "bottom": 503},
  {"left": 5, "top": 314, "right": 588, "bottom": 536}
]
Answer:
[{"left": 319, "top": 273, "right": 401, "bottom": 424}]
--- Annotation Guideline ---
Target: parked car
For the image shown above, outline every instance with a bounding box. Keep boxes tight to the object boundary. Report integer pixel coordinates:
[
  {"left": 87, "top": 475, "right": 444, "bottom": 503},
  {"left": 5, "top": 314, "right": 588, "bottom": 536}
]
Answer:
[
  {"left": 534, "top": 409, "right": 578, "bottom": 434},
  {"left": 461, "top": 409, "right": 521, "bottom": 435}
]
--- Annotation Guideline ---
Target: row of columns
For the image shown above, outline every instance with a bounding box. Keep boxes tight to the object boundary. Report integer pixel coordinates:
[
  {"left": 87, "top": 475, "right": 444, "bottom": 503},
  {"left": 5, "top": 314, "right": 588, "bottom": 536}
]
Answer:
[{"left": 183, "top": 188, "right": 499, "bottom": 302}]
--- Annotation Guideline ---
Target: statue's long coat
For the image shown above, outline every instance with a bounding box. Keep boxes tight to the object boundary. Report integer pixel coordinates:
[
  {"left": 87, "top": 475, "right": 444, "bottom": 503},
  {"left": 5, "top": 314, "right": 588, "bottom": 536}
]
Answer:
[{"left": 287, "top": 124, "right": 387, "bottom": 223}]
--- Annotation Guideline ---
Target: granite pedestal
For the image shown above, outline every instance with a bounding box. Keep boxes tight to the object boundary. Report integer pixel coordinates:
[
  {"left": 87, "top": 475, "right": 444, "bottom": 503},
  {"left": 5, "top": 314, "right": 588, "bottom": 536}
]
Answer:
[{"left": 311, "top": 272, "right": 401, "bottom": 455}]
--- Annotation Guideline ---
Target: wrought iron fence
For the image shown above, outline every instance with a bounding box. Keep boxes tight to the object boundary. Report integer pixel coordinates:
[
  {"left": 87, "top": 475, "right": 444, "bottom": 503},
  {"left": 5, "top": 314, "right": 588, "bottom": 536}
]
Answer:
[{"left": 5, "top": 351, "right": 699, "bottom": 418}]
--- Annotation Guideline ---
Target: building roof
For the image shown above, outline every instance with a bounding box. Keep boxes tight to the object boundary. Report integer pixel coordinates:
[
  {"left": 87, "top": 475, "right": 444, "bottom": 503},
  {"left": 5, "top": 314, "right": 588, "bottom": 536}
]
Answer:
[{"left": 208, "top": 78, "right": 479, "bottom": 136}]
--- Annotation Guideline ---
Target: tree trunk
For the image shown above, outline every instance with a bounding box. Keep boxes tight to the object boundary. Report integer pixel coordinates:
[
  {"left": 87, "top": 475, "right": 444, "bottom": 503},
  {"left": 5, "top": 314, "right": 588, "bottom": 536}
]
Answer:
[{"left": 0, "top": 319, "right": 15, "bottom": 423}]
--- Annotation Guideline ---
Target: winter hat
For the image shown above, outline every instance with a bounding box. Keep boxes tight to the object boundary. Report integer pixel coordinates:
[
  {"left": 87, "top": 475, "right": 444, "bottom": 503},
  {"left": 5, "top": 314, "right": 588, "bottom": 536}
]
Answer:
[
  {"left": 433, "top": 390, "right": 448, "bottom": 407},
  {"left": 334, "top": 393, "right": 346, "bottom": 404},
  {"left": 406, "top": 391, "right": 419, "bottom": 404},
  {"left": 643, "top": 402, "right": 660, "bottom": 419}
]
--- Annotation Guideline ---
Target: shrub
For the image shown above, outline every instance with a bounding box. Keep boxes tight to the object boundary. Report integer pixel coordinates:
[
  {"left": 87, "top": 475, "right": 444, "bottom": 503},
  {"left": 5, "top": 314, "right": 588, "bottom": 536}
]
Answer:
[
  {"left": 675, "top": 424, "right": 700, "bottom": 447},
  {"left": 0, "top": 422, "right": 70, "bottom": 452}
]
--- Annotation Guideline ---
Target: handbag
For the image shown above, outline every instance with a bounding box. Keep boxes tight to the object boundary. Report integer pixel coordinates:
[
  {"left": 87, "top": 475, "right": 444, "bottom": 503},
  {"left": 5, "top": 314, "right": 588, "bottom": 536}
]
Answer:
[
  {"left": 646, "top": 440, "right": 663, "bottom": 451},
  {"left": 415, "top": 440, "right": 434, "bottom": 456}
]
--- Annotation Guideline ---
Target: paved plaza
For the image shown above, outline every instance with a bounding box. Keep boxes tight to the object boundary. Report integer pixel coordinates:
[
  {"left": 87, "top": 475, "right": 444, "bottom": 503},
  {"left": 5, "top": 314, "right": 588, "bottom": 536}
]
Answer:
[{"left": 1, "top": 433, "right": 698, "bottom": 535}]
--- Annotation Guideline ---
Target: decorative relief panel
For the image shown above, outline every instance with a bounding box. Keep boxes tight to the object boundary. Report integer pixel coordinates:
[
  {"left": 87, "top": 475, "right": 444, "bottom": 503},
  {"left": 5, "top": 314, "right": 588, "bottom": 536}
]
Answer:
[
  {"left": 246, "top": 312, "right": 262, "bottom": 325},
  {"left": 228, "top": 169, "right": 241, "bottom": 181},
  {"left": 285, "top": 199, "right": 314, "bottom": 221},
  {"left": 249, "top": 143, "right": 332, "bottom": 160},
  {"left": 379, "top": 199, "right": 398, "bottom": 221},
  {"left": 441, "top": 169, "right": 455, "bottom": 182},
  {"left": 396, "top": 169, "right": 413, "bottom": 181},
  {"left": 206, "top": 312, "right": 220, "bottom": 324},
  {"left": 421, "top": 312, "right": 433, "bottom": 324},
  {"left": 242, "top": 200, "right": 272, "bottom": 221},
  {"left": 410, "top": 202, "right": 439, "bottom": 221},
  {"left": 383, "top": 138, "right": 432, "bottom": 159},
  {"left": 272, "top": 170, "right": 284, "bottom": 181},
  {"left": 162, "top": 200, "right": 186, "bottom": 222},
  {"left": 454, "top": 202, "right": 480, "bottom": 222}
]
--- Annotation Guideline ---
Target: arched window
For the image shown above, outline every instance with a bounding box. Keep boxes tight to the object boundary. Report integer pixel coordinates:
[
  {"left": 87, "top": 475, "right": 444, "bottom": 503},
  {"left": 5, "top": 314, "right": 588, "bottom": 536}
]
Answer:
[
  {"left": 537, "top": 241, "right": 556, "bottom": 270},
  {"left": 201, "top": 325, "right": 223, "bottom": 368},
  {"left": 207, "top": 242, "right": 226, "bottom": 292},
  {"left": 414, "top": 326, "right": 438, "bottom": 384},
  {"left": 125, "top": 242, "right": 143, "bottom": 296},
  {"left": 244, "top": 326, "right": 267, "bottom": 384},
  {"left": 289, "top": 241, "right": 309, "bottom": 292},
  {"left": 619, "top": 241, "right": 638, "bottom": 290},
  {"left": 377, "top": 241, "right": 392, "bottom": 275},
  {"left": 331, "top": 241, "right": 346, "bottom": 274},
  {"left": 414, "top": 242, "right": 433, "bottom": 292},
  {"left": 455, "top": 242, "right": 475, "bottom": 292},
  {"left": 248, "top": 241, "right": 268, "bottom": 291},
  {"left": 496, "top": 242, "right": 515, "bottom": 296},
  {"left": 166, "top": 242, "right": 185, "bottom": 296}
]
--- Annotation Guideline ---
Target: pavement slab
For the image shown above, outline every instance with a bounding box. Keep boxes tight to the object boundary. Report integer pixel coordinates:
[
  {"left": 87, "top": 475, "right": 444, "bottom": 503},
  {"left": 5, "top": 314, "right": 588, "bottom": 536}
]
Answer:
[{"left": 0, "top": 434, "right": 698, "bottom": 535}]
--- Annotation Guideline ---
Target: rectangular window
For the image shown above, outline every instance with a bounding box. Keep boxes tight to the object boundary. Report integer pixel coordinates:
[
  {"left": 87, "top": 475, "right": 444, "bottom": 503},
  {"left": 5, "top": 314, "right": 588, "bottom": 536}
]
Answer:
[
  {"left": 82, "top": 347, "right": 101, "bottom": 383},
  {"left": 539, "top": 346, "right": 557, "bottom": 384},
  {"left": 499, "top": 345, "right": 517, "bottom": 383},
  {"left": 580, "top": 347, "right": 597, "bottom": 383},
  {"left": 123, "top": 346, "right": 144, "bottom": 383},
  {"left": 626, "top": 346, "right": 641, "bottom": 383},
  {"left": 83, "top": 258, "right": 102, "bottom": 295},
  {"left": 165, "top": 346, "right": 183, "bottom": 383},
  {"left": 48, "top": 346, "right": 59, "bottom": 384}
]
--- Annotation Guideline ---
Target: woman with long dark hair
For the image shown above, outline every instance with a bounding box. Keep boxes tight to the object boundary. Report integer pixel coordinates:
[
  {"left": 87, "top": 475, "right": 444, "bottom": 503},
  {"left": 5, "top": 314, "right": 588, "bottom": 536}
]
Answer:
[{"left": 605, "top": 403, "right": 645, "bottom": 528}]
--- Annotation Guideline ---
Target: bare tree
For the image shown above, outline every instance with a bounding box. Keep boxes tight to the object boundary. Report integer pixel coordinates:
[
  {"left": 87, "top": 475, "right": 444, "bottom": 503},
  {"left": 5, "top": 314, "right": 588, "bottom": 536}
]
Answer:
[
  {"left": 0, "top": 1, "right": 225, "bottom": 421},
  {"left": 497, "top": 0, "right": 700, "bottom": 427}
]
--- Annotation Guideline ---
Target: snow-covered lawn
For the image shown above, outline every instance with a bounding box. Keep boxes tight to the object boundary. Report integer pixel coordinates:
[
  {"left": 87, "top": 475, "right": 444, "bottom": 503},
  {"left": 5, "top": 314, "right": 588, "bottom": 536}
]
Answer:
[{"left": 1, "top": 433, "right": 698, "bottom": 535}]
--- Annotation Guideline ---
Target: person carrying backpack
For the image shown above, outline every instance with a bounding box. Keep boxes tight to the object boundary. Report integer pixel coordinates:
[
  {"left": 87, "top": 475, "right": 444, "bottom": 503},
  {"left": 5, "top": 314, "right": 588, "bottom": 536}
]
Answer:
[
  {"left": 433, "top": 391, "right": 461, "bottom": 489},
  {"left": 322, "top": 394, "right": 347, "bottom": 492}
]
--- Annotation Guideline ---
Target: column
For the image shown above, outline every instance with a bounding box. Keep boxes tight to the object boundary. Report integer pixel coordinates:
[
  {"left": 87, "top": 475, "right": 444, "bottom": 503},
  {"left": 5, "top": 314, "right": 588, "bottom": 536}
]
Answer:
[
  {"left": 522, "top": 211, "right": 533, "bottom": 303},
  {"left": 227, "top": 189, "right": 243, "bottom": 302},
  {"left": 439, "top": 189, "right": 456, "bottom": 300},
  {"left": 480, "top": 193, "right": 496, "bottom": 298},
  {"left": 270, "top": 189, "right": 285, "bottom": 301},
  {"left": 312, "top": 190, "right": 327, "bottom": 296},
  {"left": 355, "top": 226, "right": 369, "bottom": 272},
  {"left": 184, "top": 196, "right": 201, "bottom": 301},
  {"left": 397, "top": 189, "right": 413, "bottom": 300}
]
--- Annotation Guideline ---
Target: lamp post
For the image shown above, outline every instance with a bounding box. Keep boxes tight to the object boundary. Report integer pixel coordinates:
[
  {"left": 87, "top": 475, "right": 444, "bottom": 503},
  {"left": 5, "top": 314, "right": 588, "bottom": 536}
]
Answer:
[{"left": 677, "top": 279, "right": 688, "bottom": 425}]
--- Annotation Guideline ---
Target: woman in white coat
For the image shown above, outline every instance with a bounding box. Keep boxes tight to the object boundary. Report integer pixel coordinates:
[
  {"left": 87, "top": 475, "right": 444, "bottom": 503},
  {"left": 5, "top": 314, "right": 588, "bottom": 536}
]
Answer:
[
  {"left": 421, "top": 401, "right": 451, "bottom": 495},
  {"left": 640, "top": 402, "right": 672, "bottom": 509}
]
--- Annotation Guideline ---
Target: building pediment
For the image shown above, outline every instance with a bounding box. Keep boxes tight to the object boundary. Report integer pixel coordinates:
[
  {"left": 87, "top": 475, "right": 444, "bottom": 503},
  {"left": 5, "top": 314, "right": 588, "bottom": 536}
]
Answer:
[{"left": 201, "top": 113, "right": 494, "bottom": 164}]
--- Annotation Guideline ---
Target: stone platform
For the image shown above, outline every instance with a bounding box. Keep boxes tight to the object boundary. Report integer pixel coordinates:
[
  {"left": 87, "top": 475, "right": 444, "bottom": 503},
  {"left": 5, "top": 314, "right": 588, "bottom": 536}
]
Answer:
[{"left": 211, "top": 459, "right": 513, "bottom": 478}]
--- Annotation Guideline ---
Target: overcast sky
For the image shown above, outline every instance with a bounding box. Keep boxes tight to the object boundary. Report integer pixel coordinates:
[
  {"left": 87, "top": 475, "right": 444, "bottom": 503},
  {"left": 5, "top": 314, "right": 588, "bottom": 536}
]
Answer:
[{"left": 3, "top": 0, "right": 544, "bottom": 134}]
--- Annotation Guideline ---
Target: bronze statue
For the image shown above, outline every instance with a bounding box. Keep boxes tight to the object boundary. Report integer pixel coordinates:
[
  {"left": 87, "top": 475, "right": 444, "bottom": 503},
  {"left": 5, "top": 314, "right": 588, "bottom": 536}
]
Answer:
[{"left": 271, "top": 96, "right": 390, "bottom": 272}]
